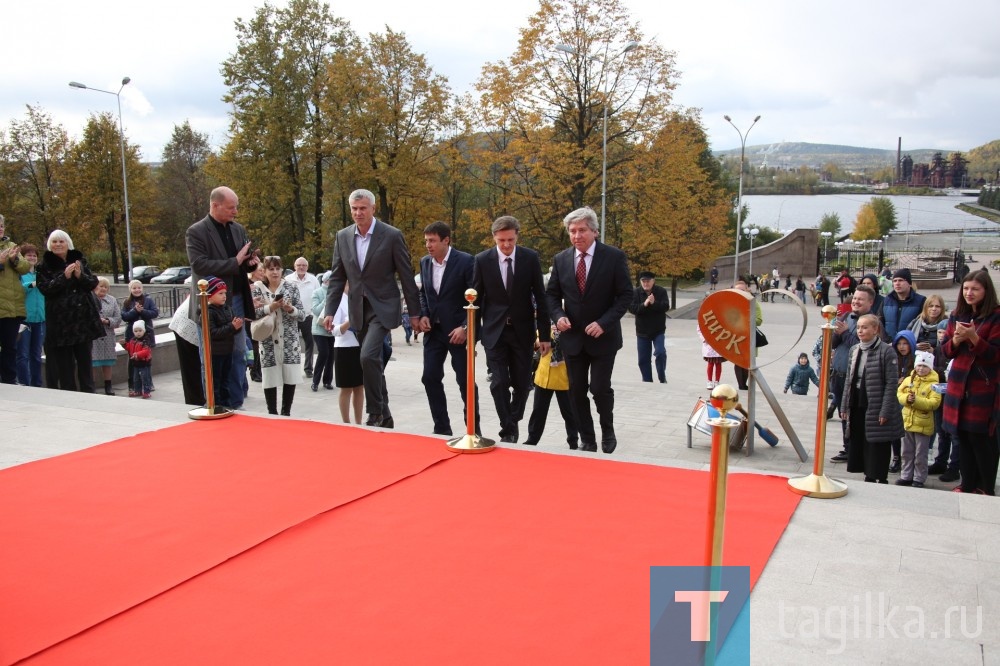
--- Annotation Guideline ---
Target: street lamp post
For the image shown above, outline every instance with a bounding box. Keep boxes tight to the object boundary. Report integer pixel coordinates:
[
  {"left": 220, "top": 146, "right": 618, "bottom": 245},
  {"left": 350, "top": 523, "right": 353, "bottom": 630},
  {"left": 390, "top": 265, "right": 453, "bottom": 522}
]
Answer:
[
  {"left": 820, "top": 231, "right": 832, "bottom": 264},
  {"left": 556, "top": 41, "right": 639, "bottom": 244},
  {"left": 725, "top": 115, "right": 760, "bottom": 282},
  {"left": 69, "top": 77, "right": 133, "bottom": 282}
]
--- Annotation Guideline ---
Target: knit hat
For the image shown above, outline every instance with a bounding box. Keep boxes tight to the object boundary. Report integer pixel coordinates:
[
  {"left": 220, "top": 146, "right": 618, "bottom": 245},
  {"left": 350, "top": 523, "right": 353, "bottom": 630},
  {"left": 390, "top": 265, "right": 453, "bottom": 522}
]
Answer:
[
  {"left": 132, "top": 321, "right": 146, "bottom": 335},
  {"left": 892, "top": 268, "right": 912, "bottom": 284},
  {"left": 914, "top": 351, "right": 934, "bottom": 369},
  {"left": 205, "top": 276, "right": 227, "bottom": 296},
  {"left": 937, "top": 320, "right": 949, "bottom": 331}
]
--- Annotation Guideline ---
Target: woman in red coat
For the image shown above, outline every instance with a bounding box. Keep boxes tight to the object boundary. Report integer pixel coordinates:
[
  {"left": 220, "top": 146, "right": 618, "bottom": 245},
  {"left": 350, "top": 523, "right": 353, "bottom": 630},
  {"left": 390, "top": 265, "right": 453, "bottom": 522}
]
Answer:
[{"left": 942, "top": 269, "right": 1000, "bottom": 495}]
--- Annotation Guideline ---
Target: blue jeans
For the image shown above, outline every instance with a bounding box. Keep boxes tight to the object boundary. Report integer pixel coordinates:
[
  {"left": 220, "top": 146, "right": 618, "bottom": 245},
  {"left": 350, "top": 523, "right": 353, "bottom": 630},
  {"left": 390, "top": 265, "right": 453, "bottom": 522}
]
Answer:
[
  {"left": 636, "top": 333, "right": 666, "bottom": 383},
  {"left": 132, "top": 365, "right": 152, "bottom": 394},
  {"left": 16, "top": 321, "right": 45, "bottom": 387}
]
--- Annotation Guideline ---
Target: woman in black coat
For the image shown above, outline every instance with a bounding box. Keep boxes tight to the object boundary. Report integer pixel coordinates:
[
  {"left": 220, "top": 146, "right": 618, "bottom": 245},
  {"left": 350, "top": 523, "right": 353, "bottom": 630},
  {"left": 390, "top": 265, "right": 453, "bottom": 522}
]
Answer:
[
  {"left": 840, "top": 313, "right": 905, "bottom": 483},
  {"left": 35, "top": 230, "right": 102, "bottom": 392}
]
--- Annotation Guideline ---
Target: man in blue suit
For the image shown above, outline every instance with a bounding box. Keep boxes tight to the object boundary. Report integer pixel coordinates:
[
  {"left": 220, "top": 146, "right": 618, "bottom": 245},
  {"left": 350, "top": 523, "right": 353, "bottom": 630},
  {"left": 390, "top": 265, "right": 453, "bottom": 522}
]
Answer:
[
  {"left": 545, "top": 207, "right": 632, "bottom": 453},
  {"left": 473, "top": 216, "right": 551, "bottom": 443},
  {"left": 417, "top": 222, "right": 481, "bottom": 436}
]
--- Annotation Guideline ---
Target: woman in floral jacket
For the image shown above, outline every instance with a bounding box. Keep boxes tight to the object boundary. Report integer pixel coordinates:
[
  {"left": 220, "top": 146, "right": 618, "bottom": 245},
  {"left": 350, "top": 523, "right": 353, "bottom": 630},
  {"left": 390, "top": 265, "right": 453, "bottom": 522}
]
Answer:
[{"left": 252, "top": 256, "right": 306, "bottom": 416}]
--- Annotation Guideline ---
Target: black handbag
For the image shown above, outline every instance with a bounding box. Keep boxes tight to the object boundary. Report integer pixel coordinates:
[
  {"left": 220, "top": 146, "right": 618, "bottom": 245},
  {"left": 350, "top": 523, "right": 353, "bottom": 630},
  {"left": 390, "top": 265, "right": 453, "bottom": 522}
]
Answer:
[{"left": 755, "top": 329, "right": 769, "bottom": 347}]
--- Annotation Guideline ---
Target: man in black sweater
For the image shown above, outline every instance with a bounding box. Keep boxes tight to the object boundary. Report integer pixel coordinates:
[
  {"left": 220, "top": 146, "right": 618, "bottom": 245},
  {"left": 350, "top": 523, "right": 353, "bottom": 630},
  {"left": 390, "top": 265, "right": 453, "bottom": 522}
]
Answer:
[{"left": 628, "top": 271, "right": 670, "bottom": 383}]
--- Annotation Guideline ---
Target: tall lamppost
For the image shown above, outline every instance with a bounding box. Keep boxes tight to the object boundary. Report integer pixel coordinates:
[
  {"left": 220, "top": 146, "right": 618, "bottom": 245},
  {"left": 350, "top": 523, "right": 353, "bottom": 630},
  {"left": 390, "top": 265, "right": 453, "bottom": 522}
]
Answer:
[
  {"left": 742, "top": 224, "right": 760, "bottom": 282},
  {"left": 725, "top": 114, "right": 760, "bottom": 282},
  {"left": 69, "top": 77, "right": 134, "bottom": 281},
  {"left": 556, "top": 41, "right": 639, "bottom": 244},
  {"left": 820, "top": 231, "right": 832, "bottom": 264}
]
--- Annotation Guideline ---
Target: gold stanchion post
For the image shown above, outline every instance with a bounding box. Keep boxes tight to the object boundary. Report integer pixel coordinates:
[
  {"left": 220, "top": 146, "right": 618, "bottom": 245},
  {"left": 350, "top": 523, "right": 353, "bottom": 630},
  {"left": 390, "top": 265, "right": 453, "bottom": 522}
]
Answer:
[
  {"left": 188, "top": 279, "right": 235, "bottom": 421},
  {"left": 787, "top": 305, "right": 847, "bottom": 498},
  {"left": 446, "top": 289, "right": 495, "bottom": 453}
]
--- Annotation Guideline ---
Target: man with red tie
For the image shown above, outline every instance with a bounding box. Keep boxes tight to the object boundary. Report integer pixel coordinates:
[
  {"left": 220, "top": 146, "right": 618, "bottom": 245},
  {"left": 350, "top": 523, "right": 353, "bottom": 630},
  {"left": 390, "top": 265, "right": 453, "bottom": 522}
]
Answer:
[{"left": 545, "top": 207, "right": 632, "bottom": 453}]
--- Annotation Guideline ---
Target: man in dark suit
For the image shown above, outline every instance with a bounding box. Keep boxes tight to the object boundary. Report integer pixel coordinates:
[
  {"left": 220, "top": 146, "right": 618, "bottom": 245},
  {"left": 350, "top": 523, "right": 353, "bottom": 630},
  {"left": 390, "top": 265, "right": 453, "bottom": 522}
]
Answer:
[
  {"left": 322, "top": 189, "right": 420, "bottom": 428},
  {"left": 472, "top": 216, "right": 551, "bottom": 443},
  {"left": 545, "top": 207, "right": 631, "bottom": 453},
  {"left": 417, "top": 221, "right": 481, "bottom": 436},
  {"left": 186, "top": 186, "right": 259, "bottom": 409}
]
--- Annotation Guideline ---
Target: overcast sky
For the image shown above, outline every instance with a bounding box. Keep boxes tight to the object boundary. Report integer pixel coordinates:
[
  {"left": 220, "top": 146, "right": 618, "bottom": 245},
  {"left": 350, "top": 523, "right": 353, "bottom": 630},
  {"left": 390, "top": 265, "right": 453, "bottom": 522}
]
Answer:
[{"left": 4, "top": 0, "right": 998, "bottom": 161}]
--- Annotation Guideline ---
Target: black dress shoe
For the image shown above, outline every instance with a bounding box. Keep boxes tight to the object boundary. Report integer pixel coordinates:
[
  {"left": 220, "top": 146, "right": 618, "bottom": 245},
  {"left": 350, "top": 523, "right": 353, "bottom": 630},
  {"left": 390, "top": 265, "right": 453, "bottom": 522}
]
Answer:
[
  {"left": 500, "top": 434, "right": 518, "bottom": 443},
  {"left": 311, "top": 384, "right": 318, "bottom": 392},
  {"left": 579, "top": 440, "right": 598, "bottom": 452},
  {"left": 379, "top": 416, "right": 394, "bottom": 429},
  {"left": 522, "top": 439, "right": 538, "bottom": 446},
  {"left": 434, "top": 428, "right": 454, "bottom": 436},
  {"left": 323, "top": 383, "right": 334, "bottom": 390},
  {"left": 601, "top": 435, "right": 617, "bottom": 454},
  {"left": 567, "top": 440, "right": 578, "bottom": 450},
  {"left": 927, "top": 462, "right": 947, "bottom": 475},
  {"left": 830, "top": 451, "right": 849, "bottom": 462},
  {"left": 365, "top": 414, "right": 382, "bottom": 426},
  {"left": 888, "top": 456, "right": 901, "bottom": 474},
  {"left": 939, "top": 469, "right": 960, "bottom": 482},
  {"left": 304, "top": 369, "right": 313, "bottom": 378}
]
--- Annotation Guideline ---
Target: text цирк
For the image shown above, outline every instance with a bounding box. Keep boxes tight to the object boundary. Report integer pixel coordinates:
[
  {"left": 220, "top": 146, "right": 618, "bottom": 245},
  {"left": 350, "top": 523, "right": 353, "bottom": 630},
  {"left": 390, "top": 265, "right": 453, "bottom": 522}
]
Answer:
[{"left": 701, "top": 310, "right": 746, "bottom": 355}]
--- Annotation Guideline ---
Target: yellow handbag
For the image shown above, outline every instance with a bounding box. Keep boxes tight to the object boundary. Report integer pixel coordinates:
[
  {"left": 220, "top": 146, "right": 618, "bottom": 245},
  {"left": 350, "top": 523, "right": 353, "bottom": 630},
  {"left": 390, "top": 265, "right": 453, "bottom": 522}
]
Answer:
[{"left": 534, "top": 352, "right": 569, "bottom": 391}]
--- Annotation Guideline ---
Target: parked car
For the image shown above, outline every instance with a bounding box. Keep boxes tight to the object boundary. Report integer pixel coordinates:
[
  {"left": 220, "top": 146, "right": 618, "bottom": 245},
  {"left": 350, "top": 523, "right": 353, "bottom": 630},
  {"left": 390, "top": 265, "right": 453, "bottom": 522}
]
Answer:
[
  {"left": 150, "top": 266, "right": 192, "bottom": 285},
  {"left": 131, "top": 266, "right": 162, "bottom": 283}
]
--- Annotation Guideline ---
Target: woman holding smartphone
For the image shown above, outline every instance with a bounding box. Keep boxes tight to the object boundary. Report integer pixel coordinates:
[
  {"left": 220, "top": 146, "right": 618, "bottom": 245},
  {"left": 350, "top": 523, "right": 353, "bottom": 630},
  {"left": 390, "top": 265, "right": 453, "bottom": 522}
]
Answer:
[
  {"left": 252, "top": 255, "right": 306, "bottom": 416},
  {"left": 941, "top": 269, "right": 1000, "bottom": 494}
]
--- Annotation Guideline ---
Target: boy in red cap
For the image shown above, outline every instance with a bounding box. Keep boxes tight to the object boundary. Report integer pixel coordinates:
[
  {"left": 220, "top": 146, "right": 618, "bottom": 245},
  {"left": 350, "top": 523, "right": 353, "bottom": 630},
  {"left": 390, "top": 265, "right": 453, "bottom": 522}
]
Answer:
[{"left": 205, "top": 275, "right": 244, "bottom": 408}]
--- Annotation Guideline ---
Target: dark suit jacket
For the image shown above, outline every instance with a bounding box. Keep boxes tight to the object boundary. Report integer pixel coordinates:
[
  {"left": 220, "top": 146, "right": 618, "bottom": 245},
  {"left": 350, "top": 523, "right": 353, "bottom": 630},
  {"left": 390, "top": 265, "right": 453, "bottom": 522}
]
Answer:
[
  {"left": 545, "top": 242, "right": 632, "bottom": 356},
  {"left": 324, "top": 219, "right": 420, "bottom": 331},
  {"left": 472, "top": 246, "right": 551, "bottom": 350},
  {"left": 185, "top": 215, "right": 255, "bottom": 321},
  {"left": 419, "top": 248, "right": 476, "bottom": 337}
]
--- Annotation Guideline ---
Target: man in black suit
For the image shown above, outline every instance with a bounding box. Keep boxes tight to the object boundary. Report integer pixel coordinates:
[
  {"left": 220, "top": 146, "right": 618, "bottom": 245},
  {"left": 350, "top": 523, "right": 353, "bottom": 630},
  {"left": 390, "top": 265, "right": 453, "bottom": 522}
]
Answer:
[
  {"left": 185, "top": 186, "right": 260, "bottom": 409},
  {"left": 472, "top": 216, "right": 551, "bottom": 443},
  {"left": 417, "top": 221, "right": 481, "bottom": 436},
  {"left": 545, "top": 207, "right": 632, "bottom": 453},
  {"left": 322, "top": 189, "right": 420, "bottom": 428}
]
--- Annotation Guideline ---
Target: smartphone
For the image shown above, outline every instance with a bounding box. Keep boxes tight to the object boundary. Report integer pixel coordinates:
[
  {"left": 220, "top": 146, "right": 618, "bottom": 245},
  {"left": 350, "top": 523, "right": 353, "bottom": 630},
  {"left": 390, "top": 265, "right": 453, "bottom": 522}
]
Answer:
[{"left": 274, "top": 293, "right": 284, "bottom": 301}]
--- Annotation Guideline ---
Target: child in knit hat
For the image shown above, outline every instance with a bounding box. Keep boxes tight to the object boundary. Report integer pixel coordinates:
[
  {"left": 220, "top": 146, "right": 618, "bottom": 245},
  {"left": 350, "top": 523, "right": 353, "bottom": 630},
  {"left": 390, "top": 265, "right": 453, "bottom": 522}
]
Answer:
[
  {"left": 895, "top": 350, "right": 941, "bottom": 487},
  {"left": 204, "top": 275, "right": 243, "bottom": 408},
  {"left": 124, "top": 320, "right": 153, "bottom": 398}
]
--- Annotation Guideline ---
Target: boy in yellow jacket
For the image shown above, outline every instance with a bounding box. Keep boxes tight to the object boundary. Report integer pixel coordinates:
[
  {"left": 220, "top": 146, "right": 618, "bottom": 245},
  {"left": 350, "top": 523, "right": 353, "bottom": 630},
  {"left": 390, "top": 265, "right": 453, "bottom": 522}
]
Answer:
[{"left": 895, "top": 351, "right": 942, "bottom": 488}]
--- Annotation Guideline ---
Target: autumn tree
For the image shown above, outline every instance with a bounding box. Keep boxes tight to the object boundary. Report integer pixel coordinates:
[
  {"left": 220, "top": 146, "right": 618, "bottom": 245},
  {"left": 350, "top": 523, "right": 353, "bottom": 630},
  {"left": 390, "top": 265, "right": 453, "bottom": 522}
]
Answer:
[
  {"left": 869, "top": 196, "right": 897, "bottom": 236},
  {"left": 218, "top": 0, "right": 352, "bottom": 261},
  {"left": 851, "top": 202, "right": 881, "bottom": 240},
  {"left": 0, "top": 105, "right": 70, "bottom": 246},
  {"left": 61, "top": 112, "right": 155, "bottom": 280},
  {"left": 329, "top": 27, "right": 452, "bottom": 258},
  {"left": 472, "top": 0, "right": 678, "bottom": 259},
  {"left": 622, "top": 112, "right": 730, "bottom": 279},
  {"left": 156, "top": 121, "right": 214, "bottom": 249}
]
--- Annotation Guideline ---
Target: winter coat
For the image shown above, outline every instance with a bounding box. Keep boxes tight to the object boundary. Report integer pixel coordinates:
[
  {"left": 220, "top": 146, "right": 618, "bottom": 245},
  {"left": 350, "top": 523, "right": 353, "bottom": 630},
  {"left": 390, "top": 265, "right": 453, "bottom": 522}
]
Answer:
[
  {"left": 897, "top": 369, "right": 942, "bottom": 436},
  {"left": 20, "top": 271, "right": 45, "bottom": 322},
  {"left": 35, "top": 249, "right": 102, "bottom": 347},
  {"left": 124, "top": 337, "right": 152, "bottom": 367},
  {"left": 892, "top": 330, "right": 917, "bottom": 378},
  {"left": 941, "top": 308, "right": 1000, "bottom": 436},
  {"left": 207, "top": 302, "right": 238, "bottom": 356},
  {"left": 881, "top": 289, "right": 927, "bottom": 339},
  {"left": 841, "top": 337, "right": 905, "bottom": 446},
  {"left": 785, "top": 363, "right": 820, "bottom": 395},
  {"left": 122, "top": 294, "right": 160, "bottom": 348},
  {"left": 0, "top": 237, "right": 29, "bottom": 318},
  {"left": 91, "top": 293, "right": 123, "bottom": 363}
]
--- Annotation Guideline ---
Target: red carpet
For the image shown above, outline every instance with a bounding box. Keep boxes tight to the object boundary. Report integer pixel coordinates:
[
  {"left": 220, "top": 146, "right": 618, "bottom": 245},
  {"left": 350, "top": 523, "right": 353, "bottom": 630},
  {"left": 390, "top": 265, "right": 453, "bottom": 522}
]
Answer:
[{"left": 0, "top": 417, "right": 799, "bottom": 665}]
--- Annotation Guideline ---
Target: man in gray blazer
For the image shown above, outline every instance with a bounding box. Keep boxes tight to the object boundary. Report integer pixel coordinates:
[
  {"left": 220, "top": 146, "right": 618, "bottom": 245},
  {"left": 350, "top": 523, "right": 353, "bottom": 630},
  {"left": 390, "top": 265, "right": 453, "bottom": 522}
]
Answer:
[
  {"left": 323, "top": 189, "right": 420, "bottom": 428},
  {"left": 185, "top": 186, "right": 259, "bottom": 409}
]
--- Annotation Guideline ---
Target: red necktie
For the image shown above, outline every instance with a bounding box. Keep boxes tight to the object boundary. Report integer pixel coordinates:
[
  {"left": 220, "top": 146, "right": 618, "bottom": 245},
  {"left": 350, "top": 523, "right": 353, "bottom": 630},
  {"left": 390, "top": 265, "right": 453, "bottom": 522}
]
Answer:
[{"left": 576, "top": 252, "right": 587, "bottom": 294}]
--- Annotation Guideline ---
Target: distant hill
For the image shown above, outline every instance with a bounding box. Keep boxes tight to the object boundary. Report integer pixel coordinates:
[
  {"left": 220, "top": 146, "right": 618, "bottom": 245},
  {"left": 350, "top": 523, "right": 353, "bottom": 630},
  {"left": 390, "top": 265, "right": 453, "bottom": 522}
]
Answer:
[{"left": 714, "top": 141, "right": 959, "bottom": 171}]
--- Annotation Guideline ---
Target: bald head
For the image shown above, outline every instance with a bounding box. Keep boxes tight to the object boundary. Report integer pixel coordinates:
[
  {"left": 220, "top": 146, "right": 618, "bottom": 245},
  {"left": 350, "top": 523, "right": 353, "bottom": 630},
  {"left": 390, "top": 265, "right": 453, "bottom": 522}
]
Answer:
[{"left": 209, "top": 187, "right": 239, "bottom": 224}]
